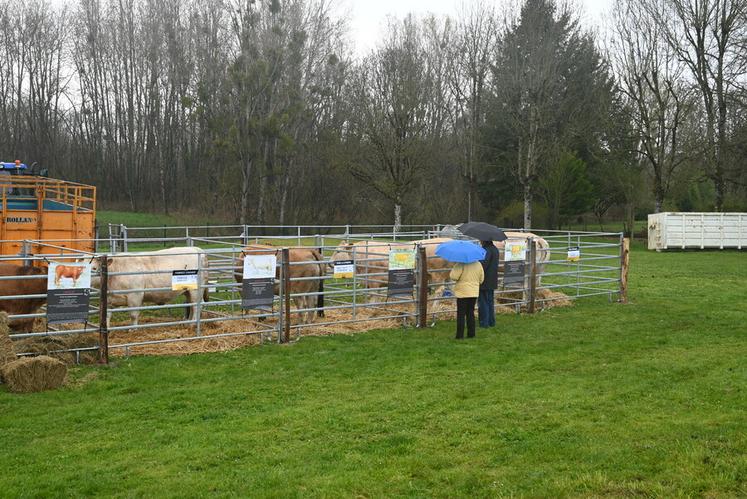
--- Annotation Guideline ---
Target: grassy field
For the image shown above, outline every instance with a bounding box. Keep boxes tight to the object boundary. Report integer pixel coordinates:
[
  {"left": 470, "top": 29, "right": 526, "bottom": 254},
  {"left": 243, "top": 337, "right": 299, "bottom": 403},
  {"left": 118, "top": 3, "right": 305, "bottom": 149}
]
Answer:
[{"left": 1, "top": 244, "right": 745, "bottom": 497}]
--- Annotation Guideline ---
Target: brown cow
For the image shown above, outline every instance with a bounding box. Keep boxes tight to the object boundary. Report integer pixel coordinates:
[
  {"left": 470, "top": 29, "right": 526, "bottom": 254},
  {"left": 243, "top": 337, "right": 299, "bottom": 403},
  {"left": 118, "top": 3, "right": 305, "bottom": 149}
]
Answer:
[
  {"left": 54, "top": 264, "right": 85, "bottom": 287},
  {"left": 235, "top": 245, "right": 325, "bottom": 324},
  {"left": 0, "top": 264, "right": 47, "bottom": 332}
]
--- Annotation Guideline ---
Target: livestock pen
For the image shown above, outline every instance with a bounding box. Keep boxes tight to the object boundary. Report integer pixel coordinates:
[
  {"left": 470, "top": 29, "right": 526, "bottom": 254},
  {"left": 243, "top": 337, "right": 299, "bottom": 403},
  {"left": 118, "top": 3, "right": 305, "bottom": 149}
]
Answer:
[{"left": 0, "top": 225, "right": 628, "bottom": 363}]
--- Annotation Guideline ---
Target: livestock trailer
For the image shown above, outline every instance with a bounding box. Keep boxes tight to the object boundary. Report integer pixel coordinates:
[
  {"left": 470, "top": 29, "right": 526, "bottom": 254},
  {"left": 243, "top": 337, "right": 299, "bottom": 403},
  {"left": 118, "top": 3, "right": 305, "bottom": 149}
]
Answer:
[
  {"left": 647, "top": 212, "right": 747, "bottom": 250},
  {"left": 0, "top": 161, "right": 96, "bottom": 259}
]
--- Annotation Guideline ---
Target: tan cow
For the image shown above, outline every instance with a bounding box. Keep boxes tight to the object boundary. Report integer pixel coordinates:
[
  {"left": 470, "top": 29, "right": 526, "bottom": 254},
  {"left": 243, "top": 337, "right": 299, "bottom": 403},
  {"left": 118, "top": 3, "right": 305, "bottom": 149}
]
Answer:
[
  {"left": 330, "top": 240, "right": 410, "bottom": 290},
  {"left": 92, "top": 247, "right": 209, "bottom": 327},
  {"left": 234, "top": 245, "right": 325, "bottom": 324},
  {"left": 330, "top": 238, "right": 454, "bottom": 294}
]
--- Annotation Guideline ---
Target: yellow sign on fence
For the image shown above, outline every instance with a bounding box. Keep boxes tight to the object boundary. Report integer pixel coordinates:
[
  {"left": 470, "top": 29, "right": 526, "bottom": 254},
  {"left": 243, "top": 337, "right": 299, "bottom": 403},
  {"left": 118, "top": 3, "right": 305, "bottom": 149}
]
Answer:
[{"left": 389, "top": 249, "right": 416, "bottom": 270}]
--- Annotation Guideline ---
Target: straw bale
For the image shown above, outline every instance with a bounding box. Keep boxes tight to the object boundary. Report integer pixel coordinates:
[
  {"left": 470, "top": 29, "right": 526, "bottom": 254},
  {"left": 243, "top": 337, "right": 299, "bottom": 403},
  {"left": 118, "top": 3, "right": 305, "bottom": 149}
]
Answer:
[
  {"left": 0, "top": 312, "right": 16, "bottom": 366},
  {"left": 0, "top": 356, "right": 67, "bottom": 393}
]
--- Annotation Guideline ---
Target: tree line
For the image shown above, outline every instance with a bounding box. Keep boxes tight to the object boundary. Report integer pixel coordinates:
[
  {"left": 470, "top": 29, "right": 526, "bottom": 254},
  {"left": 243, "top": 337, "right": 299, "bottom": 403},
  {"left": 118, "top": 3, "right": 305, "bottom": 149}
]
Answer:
[{"left": 0, "top": 0, "right": 745, "bottom": 231}]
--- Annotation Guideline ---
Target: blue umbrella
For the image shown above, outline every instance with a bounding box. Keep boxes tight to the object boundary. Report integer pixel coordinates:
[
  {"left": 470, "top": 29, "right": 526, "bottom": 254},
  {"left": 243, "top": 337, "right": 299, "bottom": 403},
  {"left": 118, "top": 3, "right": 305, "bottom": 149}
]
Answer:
[{"left": 435, "top": 240, "right": 486, "bottom": 263}]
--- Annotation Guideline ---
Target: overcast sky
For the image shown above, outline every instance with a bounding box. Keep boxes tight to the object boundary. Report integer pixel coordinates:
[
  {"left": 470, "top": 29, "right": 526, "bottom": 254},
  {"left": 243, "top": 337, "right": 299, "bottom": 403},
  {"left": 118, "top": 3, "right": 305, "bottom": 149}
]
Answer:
[{"left": 344, "top": 0, "right": 613, "bottom": 55}]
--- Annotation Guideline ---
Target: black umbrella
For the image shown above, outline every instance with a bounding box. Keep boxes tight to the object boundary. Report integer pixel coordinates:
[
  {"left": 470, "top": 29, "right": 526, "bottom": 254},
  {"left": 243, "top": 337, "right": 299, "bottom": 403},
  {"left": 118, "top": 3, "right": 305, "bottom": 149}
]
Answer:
[{"left": 458, "top": 222, "right": 507, "bottom": 242}]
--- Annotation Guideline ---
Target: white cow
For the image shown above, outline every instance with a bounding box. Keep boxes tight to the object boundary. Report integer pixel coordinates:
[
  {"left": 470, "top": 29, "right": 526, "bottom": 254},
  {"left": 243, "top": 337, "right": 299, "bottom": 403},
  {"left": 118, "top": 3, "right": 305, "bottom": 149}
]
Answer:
[{"left": 92, "top": 247, "right": 209, "bottom": 327}]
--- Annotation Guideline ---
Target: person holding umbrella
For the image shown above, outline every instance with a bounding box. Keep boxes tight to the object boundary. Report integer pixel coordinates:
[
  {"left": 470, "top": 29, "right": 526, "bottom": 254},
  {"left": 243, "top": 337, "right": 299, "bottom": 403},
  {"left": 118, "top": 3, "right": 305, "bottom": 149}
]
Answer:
[
  {"left": 436, "top": 240, "right": 485, "bottom": 339},
  {"left": 456, "top": 222, "right": 507, "bottom": 330},
  {"left": 478, "top": 240, "right": 499, "bottom": 328}
]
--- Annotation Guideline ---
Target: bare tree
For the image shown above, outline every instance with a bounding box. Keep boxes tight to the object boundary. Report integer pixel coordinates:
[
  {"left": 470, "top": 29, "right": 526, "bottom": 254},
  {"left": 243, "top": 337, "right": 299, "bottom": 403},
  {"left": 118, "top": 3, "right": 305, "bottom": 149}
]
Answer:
[
  {"left": 447, "top": 2, "right": 497, "bottom": 221},
  {"left": 653, "top": 0, "right": 747, "bottom": 210},
  {"left": 347, "top": 16, "right": 440, "bottom": 230},
  {"left": 490, "top": 0, "right": 608, "bottom": 229},
  {"left": 610, "top": 0, "right": 694, "bottom": 212}
]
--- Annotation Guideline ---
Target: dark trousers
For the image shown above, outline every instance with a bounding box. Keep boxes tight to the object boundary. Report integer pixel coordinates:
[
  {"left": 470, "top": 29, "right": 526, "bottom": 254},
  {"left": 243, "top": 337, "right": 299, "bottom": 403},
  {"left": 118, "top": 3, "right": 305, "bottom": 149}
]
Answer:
[
  {"left": 478, "top": 289, "right": 495, "bottom": 328},
  {"left": 456, "top": 297, "right": 477, "bottom": 339}
]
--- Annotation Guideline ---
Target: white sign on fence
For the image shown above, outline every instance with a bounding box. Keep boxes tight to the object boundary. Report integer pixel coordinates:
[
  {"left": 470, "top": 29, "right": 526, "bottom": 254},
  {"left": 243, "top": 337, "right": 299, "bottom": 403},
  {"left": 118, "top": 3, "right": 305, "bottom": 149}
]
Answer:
[
  {"left": 504, "top": 240, "right": 527, "bottom": 262},
  {"left": 172, "top": 270, "right": 199, "bottom": 290},
  {"left": 567, "top": 247, "right": 580, "bottom": 262},
  {"left": 333, "top": 260, "right": 354, "bottom": 279},
  {"left": 242, "top": 255, "right": 276, "bottom": 309},
  {"left": 47, "top": 262, "right": 92, "bottom": 324}
]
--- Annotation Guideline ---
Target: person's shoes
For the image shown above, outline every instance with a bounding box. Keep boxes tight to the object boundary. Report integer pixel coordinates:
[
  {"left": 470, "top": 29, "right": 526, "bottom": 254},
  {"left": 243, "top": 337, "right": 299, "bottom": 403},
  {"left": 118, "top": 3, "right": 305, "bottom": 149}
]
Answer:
[
  {"left": 467, "top": 334, "right": 475, "bottom": 339},
  {"left": 455, "top": 336, "right": 464, "bottom": 340}
]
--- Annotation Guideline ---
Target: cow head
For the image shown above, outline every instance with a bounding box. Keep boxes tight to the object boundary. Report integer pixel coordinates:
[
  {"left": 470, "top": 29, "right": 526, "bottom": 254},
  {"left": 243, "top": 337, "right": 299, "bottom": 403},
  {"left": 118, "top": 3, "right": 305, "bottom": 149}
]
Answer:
[{"left": 330, "top": 241, "right": 353, "bottom": 263}]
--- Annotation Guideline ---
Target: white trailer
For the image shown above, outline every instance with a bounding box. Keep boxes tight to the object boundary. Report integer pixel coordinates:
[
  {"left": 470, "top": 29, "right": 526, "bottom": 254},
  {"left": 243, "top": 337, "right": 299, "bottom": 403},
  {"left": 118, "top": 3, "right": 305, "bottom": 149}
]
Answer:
[{"left": 647, "top": 212, "right": 747, "bottom": 250}]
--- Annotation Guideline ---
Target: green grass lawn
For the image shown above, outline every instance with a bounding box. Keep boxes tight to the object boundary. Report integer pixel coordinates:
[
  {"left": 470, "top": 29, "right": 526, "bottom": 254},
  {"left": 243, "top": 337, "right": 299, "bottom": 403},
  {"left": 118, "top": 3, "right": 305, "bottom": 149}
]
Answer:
[
  {"left": 96, "top": 210, "right": 189, "bottom": 228},
  {"left": 1, "top": 244, "right": 746, "bottom": 497}
]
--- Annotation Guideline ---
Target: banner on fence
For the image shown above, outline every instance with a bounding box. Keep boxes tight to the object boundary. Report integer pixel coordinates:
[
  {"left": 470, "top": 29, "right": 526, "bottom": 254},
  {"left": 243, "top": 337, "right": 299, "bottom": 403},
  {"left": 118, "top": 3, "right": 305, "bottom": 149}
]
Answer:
[
  {"left": 388, "top": 248, "right": 415, "bottom": 296},
  {"left": 172, "top": 269, "right": 199, "bottom": 290},
  {"left": 333, "top": 260, "right": 354, "bottom": 279},
  {"left": 242, "top": 255, "right": 276, "bottom": 309},
  {"left": 47, "top": 262, "right": 92, "bottom": 324},
  {"left": 567, "top": 246, "right": 580, "bottom": 262}
]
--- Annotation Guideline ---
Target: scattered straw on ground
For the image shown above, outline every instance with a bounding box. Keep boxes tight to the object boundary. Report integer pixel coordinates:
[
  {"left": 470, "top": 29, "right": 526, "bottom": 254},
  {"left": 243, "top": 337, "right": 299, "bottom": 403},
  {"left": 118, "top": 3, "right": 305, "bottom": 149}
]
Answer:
[
  {"left": 14, "top": 334, "right": 99, "bottom": 366},
  {"left": 496, "top": 288, "right": 574, "bottom": 312},
  {"left": 107, "top": 317, "right": 263, "bottom": 357},
  {"left": 0, "top": 355, "right": 67, "bottom": 393},
  {"left": 43, "top": 289, "right": 574, "bottom": 358}
]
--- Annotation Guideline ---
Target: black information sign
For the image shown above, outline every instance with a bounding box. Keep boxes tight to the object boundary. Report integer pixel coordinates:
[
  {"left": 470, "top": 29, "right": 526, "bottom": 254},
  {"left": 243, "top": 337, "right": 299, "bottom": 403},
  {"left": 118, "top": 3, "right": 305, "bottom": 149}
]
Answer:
[
  {"left": 242, "top": 278, "right": 275, "bottom": 309},
  {"left": 388, "top": 269, "right": 415, "bottom": 296},
  {"left": 503, "top": 261, "right": 526, "bottom": 289},
  {"left": 47, "top": 288, "right": 91, "bottom": 324}
]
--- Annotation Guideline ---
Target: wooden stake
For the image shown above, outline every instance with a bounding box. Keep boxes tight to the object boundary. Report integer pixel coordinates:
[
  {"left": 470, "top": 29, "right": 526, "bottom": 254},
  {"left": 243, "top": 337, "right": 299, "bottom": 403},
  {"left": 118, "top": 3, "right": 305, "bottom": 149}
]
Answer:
[
  {"left": 281, "top": 248, "right": 291, "bottom": 343},
  {"left": 620, "top": 237, "right": 630, "bottom": 304},
  {"left": 527, "top": 238, "right": 537, "bottom": 314},
  {"left": 417, "top": 245, "right": 428, "bottom": 327},
  {"left": 97, "top": 255, "right": 109, "bottom": 364}
]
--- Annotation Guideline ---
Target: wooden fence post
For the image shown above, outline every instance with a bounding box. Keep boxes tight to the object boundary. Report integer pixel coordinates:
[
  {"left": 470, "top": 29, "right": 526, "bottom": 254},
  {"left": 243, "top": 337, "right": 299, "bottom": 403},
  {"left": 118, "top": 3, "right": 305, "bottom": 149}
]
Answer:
[
  {"left": 97, "top": 255, "right": 109, "bottom": 364},
  {"left": 527, "top": 238, "right": 537, "bottom": 314},
  {"left": 417, "top": 245, "right": 428, "bottom": 327},
  {"left": 620, "top": 237, "right": 630, "bottom": 304},
  {"left": 281, "top": 248, "right": 291, "bottom": 343}
]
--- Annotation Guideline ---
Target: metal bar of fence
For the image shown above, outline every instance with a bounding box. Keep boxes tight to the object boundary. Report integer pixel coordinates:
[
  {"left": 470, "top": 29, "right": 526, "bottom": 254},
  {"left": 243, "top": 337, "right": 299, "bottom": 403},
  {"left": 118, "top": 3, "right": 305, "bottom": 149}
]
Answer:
[
  {"left": 539, "top": 268, "right": 622, "bottom": 279},
  {"left": 10, "top": 327, "right": 98, "bottom": 339}
]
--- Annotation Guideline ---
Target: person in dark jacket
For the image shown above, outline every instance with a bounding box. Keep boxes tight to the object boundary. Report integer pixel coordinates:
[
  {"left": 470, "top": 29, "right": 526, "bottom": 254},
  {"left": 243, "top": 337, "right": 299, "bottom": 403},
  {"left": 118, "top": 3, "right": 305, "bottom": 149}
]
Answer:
[{"left": 478, "top": 240, "right": 499, "bottom": 328}]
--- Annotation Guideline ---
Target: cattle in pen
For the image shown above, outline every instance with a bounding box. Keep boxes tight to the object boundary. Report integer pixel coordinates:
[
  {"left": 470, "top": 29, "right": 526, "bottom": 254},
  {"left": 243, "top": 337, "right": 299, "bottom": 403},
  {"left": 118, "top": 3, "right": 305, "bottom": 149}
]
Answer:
[
  {"left": 234, "top": 245, "right": 326, "bottom": 324},
  {"left": 0, "top": 263, "right": 47, "bottom": 332},
  {"left": 92, "top": 247, "right": 208, "bottom": 328}
]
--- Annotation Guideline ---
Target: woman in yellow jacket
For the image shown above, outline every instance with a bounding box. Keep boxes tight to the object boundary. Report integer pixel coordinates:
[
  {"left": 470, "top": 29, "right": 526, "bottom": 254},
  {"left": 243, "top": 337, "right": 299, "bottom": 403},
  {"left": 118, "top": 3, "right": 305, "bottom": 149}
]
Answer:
[{"left": 449, "top": 261, "right": 484, "bottom": 339}]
